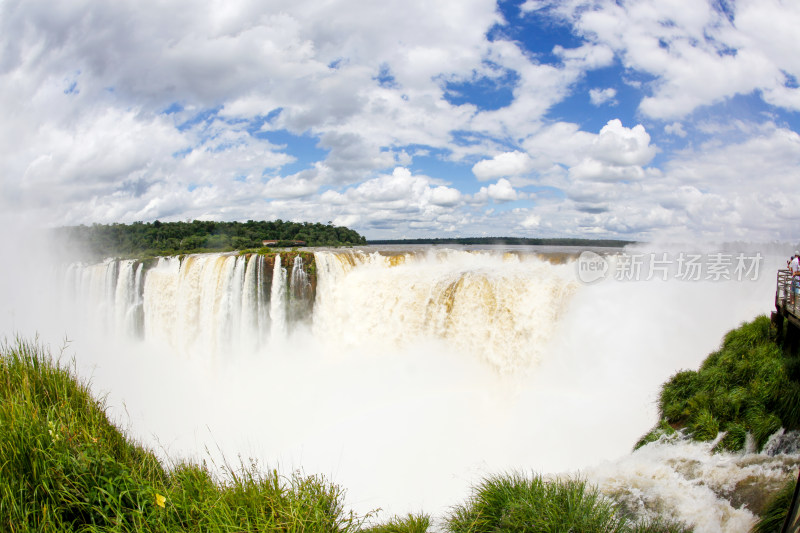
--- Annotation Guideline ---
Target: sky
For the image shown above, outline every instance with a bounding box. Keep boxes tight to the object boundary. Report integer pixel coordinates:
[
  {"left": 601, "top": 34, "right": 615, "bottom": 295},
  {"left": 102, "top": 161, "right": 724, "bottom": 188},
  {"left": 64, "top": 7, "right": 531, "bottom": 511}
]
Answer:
[{"left": 2, "top": 0, "right": 800, "bottom": 241}]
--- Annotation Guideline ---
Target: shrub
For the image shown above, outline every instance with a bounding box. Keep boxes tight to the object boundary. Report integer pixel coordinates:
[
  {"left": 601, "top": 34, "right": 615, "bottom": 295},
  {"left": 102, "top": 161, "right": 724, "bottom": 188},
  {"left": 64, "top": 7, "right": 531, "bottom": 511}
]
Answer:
[
  {"left": 446, "top": 473, "right": 626, "bottom": 533},
  {"left": 648, "top": 316, "right": 798, "bottom": 452}
]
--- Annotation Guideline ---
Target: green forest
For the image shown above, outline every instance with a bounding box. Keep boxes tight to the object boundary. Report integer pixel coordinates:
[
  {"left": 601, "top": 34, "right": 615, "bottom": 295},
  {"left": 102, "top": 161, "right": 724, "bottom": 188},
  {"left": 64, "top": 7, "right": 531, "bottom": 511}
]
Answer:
[{"left": 54, "top": 220, "right": 367, "bottom": 259}]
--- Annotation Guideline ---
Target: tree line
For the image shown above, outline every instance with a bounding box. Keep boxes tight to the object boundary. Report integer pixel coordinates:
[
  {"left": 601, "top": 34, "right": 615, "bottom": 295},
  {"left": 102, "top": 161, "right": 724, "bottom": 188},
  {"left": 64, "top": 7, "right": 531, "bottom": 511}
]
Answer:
[
  {"left": 54, "top": 220, "right": 367, "bottom": 259},
  {"left": 366, "top": 237, "right": 633, "bottom": 247}
]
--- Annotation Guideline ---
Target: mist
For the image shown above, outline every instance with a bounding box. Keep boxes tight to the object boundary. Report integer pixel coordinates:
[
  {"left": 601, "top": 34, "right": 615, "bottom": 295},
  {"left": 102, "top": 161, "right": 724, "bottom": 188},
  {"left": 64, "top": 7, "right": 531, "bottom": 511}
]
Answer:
[{"left": 0, "top": 240, "right": 792, "bottom": 529}]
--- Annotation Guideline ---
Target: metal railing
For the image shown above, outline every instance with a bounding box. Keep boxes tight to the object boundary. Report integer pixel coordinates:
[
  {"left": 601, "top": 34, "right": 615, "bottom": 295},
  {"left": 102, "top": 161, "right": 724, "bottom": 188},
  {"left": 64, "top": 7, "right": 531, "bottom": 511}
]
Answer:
[{"left": 776, "top": 269, "right": 800, "bottom": 317}]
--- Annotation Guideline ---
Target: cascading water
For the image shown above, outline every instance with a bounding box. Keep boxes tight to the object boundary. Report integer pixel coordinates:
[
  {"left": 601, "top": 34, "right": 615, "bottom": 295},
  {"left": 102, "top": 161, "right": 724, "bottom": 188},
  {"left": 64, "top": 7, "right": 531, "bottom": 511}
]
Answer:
[
  {"left": 45, "top": 246, "right": 800, "bottom": 531},
  {"left": 64, "top": 259, "right": 143, "bottom": 337},
  {"left": 313, "top": 249, "right": 577, "bottom": 372},
  {"left": 61, "top": 250, "right": 577, "bottom": 368},
  {"left": 289, "top": 255, "right": 314, "bottom": 327},
  {"left": 134, "top": 253, "right": 316, "bottom": 358},
  {"left": 270, "top": 253, "right": 288, "bottom": 340}
]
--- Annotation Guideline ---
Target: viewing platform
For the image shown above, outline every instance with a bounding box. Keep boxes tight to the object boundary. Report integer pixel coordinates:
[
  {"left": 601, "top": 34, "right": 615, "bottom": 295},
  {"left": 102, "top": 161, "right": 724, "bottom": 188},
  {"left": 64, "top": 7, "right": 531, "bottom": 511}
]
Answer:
[
  {"left": 774, "top": 270, "right": 800, "bottom": 352},
  {"left": 776, "top": 270, "right": 800, "bottom": 325}
]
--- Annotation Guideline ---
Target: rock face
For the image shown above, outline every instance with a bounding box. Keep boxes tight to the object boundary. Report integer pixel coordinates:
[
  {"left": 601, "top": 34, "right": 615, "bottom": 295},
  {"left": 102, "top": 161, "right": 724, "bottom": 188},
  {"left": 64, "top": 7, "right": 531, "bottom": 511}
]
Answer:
[
  {"left": 726, "top": 459, "right": 799, "bottom": 516},
  {"left": 764, "top": 430, "right": 800, "bottom": 457},
  {"left": 726, "top": 432, "right": 800, "bottom": 515}
]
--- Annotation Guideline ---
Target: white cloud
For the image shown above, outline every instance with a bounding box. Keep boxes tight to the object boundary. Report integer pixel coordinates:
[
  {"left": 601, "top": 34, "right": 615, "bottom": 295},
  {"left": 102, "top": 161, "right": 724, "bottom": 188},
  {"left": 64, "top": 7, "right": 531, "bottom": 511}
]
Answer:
[
  {"left": 478, "top": 178, "right": 519, "bottom": 203},
  {"left": 554, "top": 43, "right": 614, "bottom": 70},
  {"left": 472, "top": 151, "right": 535, "bottom": 181},
  {"left": 591, "top": 119, "right": 656, "bottom": 167},
  {"left": 430, "top": 186, "right": 462, "bottom": 206},
  {"left": 262, "top": 174, "right": 319, "bottom": 199},
  {"left": 314, "top": 167, "right": 467, "bottom": 234},
  {"left": 568, "top": 160, "right": 647, "bottom": 182},
  {"left": 521, "top": 212, "right": 541, "bottom": 228},
  {"left": 589, "top": 87, "right": 616, "bottom": 106},
  {"left": 664, "top": 122, "right": 687, "bottom": 138},
  {"left": 551, "top": 0, "right": 800, "bottom": 119},
  {"left": 519, "top": 0, "right": 550, "bottom": 13},
  {"left": 2, "top": 0, "right": 800, "bottom": 241}
]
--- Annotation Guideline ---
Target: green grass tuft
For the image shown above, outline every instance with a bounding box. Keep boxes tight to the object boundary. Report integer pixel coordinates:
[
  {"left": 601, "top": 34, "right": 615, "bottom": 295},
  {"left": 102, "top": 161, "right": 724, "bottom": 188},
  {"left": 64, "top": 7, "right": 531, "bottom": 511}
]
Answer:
[
  {"left": 362, "top": 513, "right": 431, "bottom": 533},
  {"left": 446, "top": 473, "right": 627, "bottom": 533},
  {"left": 648, "top": 315, "right": 799, "bottom": 452}
]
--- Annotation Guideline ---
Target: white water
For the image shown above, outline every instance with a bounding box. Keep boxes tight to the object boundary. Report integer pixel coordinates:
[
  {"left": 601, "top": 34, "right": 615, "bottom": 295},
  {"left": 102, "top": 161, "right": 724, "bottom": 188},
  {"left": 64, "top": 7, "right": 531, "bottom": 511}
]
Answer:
[
  {"left": 313, "top": 250, "right": 577, "bottom": 373},
  {"left": 5, "top": 245, "right": 799, "bottom": 530}
]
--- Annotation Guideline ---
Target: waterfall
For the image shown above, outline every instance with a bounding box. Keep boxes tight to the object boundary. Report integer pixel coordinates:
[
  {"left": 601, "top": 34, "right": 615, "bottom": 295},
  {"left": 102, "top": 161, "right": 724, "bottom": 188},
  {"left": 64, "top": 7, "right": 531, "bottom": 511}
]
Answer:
[
  {"left": 52, "top": 247, "right": 794, "bottom": 531},
  {"left": 64, "top": 252, "right": 319, "bottom": 357},
  {"left": 139, "top": 253, "right": 286, "bottom": 358},
  {"left": 113, "top": 260, "right": 144, "bottom": 338},
  {"left": 241, "top": 253, "right": 271, "bottom": 348},
  {"left": 289, "top": 254, "right": 313, "bottom": 327},
  {"left": 61, "top": 250, "right": 578, "bottom": 369},
  {"left": 270, "top": 253, "right": 288, "bottom": 340},
  {"left": 312, "top": 249, "right": 577, "bottom": 373}
]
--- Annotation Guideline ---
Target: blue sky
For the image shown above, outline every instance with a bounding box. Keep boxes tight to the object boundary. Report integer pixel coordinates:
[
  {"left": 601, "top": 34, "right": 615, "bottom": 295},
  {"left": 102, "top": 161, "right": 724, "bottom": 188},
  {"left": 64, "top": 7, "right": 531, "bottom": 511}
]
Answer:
[{"left": 1, "top": 0, "right": 799, "bottom": 241}]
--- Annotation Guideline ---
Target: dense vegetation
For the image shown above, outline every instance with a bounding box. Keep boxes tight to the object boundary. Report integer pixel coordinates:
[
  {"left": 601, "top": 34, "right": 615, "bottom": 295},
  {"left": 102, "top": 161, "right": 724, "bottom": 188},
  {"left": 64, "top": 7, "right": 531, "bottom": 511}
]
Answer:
[
  {"left": 1, "top": 339, "right": 697, "bottom": 532},
  {"left": 54, "top": 220, "right": 367, "bottom": 259},
  {"left": 367, "top": 237, "right": 633, "bottom": 247},
  {"left": 635, "top": 315, "right": 800, "bottom": 453}
]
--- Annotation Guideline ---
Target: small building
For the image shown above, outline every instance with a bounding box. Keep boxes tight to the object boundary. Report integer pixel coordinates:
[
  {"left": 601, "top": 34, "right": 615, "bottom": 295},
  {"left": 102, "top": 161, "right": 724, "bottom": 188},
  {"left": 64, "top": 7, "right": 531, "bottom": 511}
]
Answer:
[{"left": 262, "top": 240, "right": 307, "bottom": 247}]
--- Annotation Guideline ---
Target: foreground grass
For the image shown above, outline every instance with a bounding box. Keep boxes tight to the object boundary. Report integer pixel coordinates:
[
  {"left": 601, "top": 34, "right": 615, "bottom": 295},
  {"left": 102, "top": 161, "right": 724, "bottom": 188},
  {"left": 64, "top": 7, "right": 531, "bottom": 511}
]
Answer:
[
  {"left": 0, "top": 338, "right": 362, "bottom": 532},
  {"left": 636, "top": 315, "right": 800, "bottom": 453},
  {"left": 445, "top": 473, "right": 690, "bottom": 533}
]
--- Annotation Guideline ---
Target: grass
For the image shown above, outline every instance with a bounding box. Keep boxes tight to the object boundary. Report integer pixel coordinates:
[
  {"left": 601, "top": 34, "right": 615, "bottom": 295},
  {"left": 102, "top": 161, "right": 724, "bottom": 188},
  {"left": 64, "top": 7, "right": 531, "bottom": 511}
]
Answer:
[
  {"left": 636, "top": 315, "right": 800, "bottom": 453},
  {"left": 0, "top": 337, "right": 363, "bottom": 532},
  {"left": 445, "top": 473, "right": 690, "bottom": 533},
  {"left": 446, "top": 473, "right": 624, "bottom": 533},
  {"left": 361, "top": 514, "right": 431, "bottom": 533},
  {"left": 447, "top": 473, "right": 691, "bottom": 533}
]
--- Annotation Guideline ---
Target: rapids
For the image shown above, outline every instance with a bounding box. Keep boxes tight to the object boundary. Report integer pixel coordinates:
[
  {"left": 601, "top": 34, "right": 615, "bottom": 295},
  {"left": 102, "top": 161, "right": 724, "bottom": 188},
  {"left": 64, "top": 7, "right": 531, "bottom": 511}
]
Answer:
[{"left": 6, "top": 245, "right": 800, "bottom": 530}]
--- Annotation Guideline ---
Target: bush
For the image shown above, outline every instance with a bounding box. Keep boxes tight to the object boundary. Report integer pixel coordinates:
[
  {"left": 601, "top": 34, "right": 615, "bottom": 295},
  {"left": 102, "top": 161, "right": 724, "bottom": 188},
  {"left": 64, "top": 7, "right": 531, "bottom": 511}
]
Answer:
[
  {"left": 649, "top": 316, "right": 798, "bottom": 452},
  {"left": 446, "top": 473, "right": 626, "bottom": 533}
]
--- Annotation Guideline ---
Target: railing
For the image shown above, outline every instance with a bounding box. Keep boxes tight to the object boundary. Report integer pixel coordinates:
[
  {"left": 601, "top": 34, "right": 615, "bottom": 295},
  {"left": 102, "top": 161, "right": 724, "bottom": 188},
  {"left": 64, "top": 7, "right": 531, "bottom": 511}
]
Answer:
[{"left": 776, "top": 269, "right": 800, "bottom": 318}]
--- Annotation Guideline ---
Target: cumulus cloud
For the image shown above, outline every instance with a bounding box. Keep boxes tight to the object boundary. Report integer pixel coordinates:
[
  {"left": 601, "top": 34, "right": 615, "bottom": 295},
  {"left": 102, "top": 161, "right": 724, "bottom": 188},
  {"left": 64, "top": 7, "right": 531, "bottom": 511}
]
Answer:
[
  {"left": 472, "top": 151, "right": 535, "bottom": 180},
  {"left": 476, "top": 178, "right": 519, "bottom": 203},
  {"left": 591, "top": 119, "right": 656, "bottom": 166},
  {"left": 315, "top": 167, "right": 466, "bottom": 233},
  {"left": 550, "top": 0, "right": 800, "bottom": 119},
  {"left": 1, "top": 0, "right": 799, "bottom": 240}
]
